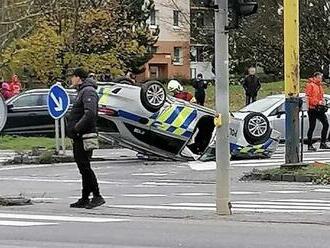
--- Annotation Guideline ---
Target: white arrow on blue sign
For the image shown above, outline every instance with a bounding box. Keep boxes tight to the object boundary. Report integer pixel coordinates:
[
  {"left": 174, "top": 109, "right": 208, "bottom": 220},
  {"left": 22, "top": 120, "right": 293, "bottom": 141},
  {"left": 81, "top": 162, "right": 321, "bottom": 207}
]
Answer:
[{"left": 47, "top": 84, "right": 70, "bottom": 120}]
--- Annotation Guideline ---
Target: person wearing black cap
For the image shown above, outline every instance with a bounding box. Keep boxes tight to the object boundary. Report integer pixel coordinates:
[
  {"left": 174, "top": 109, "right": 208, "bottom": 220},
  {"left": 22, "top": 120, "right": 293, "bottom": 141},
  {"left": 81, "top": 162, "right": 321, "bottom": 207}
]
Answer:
[
  {"left": 66, "top": 68, "right": 105, "bottom": 209},
  {"left": 193, "top": 73, "right": 208, "bottom": 106}
]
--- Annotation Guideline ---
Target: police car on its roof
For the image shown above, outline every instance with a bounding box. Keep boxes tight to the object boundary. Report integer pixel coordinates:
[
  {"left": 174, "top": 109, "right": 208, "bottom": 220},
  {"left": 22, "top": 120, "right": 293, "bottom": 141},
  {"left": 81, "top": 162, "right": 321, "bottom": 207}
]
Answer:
[{"left": 97, "top": 80, "right": 280, "bottom": 161}]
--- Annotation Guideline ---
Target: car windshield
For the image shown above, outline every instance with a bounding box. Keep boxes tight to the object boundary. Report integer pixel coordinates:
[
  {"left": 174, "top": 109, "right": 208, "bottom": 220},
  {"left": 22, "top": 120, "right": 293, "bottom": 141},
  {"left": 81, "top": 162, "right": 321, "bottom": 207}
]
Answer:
[{"left": 239, "top": 97, "right": 282, "bottom": 113}]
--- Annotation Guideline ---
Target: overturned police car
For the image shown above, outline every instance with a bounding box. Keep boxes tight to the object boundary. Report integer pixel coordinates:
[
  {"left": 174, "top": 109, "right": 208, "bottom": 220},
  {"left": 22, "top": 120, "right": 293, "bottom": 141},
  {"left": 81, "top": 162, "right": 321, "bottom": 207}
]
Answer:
[{"left": 97, "top": 81, "right": 280, "bottom": 161}]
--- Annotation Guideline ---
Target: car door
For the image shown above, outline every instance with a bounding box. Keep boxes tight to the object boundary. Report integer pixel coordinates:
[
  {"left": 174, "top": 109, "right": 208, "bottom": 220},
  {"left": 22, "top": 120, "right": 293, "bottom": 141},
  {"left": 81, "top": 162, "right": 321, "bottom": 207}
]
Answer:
[
  {"left": 5, "top": 93, "right": 52, "bottom": 135},
  {"left": 148, "top": 102, "right": 198, "bottom": 155},
  {"left": 268, "top": 100, "right": 312, "bottom": 140}
]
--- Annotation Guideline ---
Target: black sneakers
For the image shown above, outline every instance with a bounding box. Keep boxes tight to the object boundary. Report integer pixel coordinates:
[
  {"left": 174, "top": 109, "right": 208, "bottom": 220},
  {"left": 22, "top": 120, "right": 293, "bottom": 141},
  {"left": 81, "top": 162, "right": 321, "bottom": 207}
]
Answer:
[
  {"left": 85, "top": 196, "right": 106, "bottom": 209},
  {"left": 70, "top": 198, "right": 90, "bottom": 208},
  {"left": 308, "top": 145, "right": 317, "bottom": 151},
  {"left": 320, "top": 143, "right": 330, "bottom": 150}
]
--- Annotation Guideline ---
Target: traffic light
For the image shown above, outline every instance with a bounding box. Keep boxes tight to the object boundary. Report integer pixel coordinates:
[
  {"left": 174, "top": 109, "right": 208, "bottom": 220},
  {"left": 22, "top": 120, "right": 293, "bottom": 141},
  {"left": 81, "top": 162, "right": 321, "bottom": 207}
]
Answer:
[
  {"left": 234, "top": 0, "right": 258, "bottom": 16},
  {"left": 199, "top": 0, "right": 258, "bottom": 17}
]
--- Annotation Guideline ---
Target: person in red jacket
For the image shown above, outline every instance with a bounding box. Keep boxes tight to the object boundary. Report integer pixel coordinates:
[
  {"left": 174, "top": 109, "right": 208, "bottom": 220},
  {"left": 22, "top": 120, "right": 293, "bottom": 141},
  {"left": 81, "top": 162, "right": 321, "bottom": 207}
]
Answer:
[
  {"left": 305, "top": 72, "right": 330, "bottom": 151},
  {"left": 167, "top": 80, "right": 195, "bottom": 103},
  {"left": 9, "top": 74, "right": 22, "bottom": 96}
]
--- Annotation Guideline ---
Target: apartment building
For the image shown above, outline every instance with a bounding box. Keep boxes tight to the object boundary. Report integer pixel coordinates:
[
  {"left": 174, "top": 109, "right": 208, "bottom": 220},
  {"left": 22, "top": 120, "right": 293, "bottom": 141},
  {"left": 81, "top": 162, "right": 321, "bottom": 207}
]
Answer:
[
  {"left": 141, "top": 0, "right": 191, "bottom": 80},
  {"left": 190, "top": 0, "right": 214, "bottom": 80}
]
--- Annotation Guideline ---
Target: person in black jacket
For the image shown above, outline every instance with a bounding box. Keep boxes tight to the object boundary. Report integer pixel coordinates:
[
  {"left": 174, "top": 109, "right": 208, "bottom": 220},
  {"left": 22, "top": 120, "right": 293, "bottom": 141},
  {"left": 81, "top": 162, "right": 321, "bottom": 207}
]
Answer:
[
  {"left": 193, "top": 73, "right": 208, "bottom": 106},
  {"left": 243, "top": 67, "right": 261, "bottom": 105},
  {"left": 67, "top": 68, "right": 105, "bottom": 209}
]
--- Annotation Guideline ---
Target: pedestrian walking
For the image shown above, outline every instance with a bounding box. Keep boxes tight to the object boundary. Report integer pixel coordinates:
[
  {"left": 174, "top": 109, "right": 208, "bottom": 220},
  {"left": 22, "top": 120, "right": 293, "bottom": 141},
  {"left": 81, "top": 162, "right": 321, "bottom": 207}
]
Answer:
[
  {"left": 67, "top": 68, "right": 105, "bottom": 209},
  {"left": 193, "top": 73, "right": 207, "bottom": 106},
  {"left": 243, "top": 67, "right": 261, "bottom": 105},
  {"left": 305, "top": 72, "right": 330, "bottom": 151}
]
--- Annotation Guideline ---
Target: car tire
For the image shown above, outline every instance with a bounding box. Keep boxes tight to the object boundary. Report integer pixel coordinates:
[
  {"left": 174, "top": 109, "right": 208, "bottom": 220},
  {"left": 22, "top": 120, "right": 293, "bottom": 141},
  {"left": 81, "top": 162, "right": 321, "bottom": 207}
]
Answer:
[
  {"left": 140, "top": 81, "right": 166, "bottom": 112},
  {"left": 243, "top": 112, "right": 271, "bottom": 145}
]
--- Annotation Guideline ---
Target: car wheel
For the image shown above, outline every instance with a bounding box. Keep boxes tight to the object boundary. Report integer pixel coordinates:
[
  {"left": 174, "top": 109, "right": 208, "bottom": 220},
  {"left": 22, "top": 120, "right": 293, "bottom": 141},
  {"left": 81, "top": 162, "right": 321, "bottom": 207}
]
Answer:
[
  {"left": 140, "top": 81, "right": 166, "bottom": 112},
  {"left": 243, "top": 112, "right": 271, "bottom": 145}
]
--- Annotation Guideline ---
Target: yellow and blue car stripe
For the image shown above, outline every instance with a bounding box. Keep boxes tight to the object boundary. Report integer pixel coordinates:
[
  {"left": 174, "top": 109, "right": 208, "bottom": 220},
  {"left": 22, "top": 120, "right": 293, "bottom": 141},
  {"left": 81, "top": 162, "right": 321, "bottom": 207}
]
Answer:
[{"left": 150, "top": 105, "right": 198, "bottom": 138}]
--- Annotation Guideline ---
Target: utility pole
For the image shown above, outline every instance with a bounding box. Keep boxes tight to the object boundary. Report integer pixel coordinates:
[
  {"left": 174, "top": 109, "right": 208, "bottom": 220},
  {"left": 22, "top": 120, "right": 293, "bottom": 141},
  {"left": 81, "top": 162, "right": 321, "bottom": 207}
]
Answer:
[
  {"left": 284, "top": 0, "right": 300, "bottom": 165},
  {"left": 215, "top": 0, "right": 231, "bottom": 215}
]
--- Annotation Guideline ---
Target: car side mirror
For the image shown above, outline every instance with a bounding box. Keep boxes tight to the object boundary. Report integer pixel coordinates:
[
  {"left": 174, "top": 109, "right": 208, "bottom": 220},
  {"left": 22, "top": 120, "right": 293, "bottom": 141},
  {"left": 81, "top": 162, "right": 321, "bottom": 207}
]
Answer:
[
  {"left": 276, "top": 111, "right": 285, "bottom": 118},
  {"left": 7, "top": 104, "right": 13, "bottom": 111}
]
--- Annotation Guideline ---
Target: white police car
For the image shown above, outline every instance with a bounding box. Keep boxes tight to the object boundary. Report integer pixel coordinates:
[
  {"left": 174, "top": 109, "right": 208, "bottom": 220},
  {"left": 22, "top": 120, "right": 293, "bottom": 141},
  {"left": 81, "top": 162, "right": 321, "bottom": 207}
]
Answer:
[{"left": 97, "top": 80, "right": 280, "bottom": 161}]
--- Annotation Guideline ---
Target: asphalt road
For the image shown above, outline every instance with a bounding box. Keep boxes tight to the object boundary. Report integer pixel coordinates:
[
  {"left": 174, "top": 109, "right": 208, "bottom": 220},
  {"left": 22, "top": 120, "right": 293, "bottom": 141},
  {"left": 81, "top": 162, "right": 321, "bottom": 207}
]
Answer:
[{"left": 0, "top": 145, "right": 329, "bottom": 247}]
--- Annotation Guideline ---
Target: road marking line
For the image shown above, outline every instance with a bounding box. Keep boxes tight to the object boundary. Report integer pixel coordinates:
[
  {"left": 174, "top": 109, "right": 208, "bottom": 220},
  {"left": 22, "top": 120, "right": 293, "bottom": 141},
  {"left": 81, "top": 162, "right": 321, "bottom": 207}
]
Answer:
[
  {"left": 0, "top": 177, "right": 124, "bottom": 185},
  {"left": 68, "top": 196, "right": 114, "bottom": 199},
  {"left": 132, "top": 173, "right": 168, "bottom": 176},
  {"left": 122, "top": 194, "right": 167, "bottom": 198},
  {"left": 167, "top": 202, "right": 330, "bottom": 210},
  {"left": 231, "top": 191, "right": 261, "bottom": 195},
  {"left": 231, "top": 208, "right": 316, "bottom": 213},
  {"left": 0, "top": 213, "right": 129, "bottom": 223},
  {"left": 108, "top": 204, "right": 320, "bottom": 213},
  {"left": 0, "top": 220, "right": 58, "bottom": 227},
  {"left": 272, "top": 199, "right": 330, "bottom": 203},
  {"left": 268, "top": 190, "right": 305, "bottom": 194},
  {"left": 176, "top": 193, "right": 213, "bottom": 196},
  {"left": 312, "top": 189, "right": 330, "bottom": 192},
  {"left": 233, "top": 201, "right": 330, "bottom": 207}
]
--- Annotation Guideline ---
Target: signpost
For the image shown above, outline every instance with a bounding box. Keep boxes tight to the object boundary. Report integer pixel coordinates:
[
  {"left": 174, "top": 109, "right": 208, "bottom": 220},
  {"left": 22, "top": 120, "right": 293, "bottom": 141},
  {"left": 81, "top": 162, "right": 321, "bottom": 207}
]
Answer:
[
  {"left": 0, "top": 96, "right": 7, "bottom": 132},
  {"left": 47, "top": 83, "right": 70, "bottom": 155}
]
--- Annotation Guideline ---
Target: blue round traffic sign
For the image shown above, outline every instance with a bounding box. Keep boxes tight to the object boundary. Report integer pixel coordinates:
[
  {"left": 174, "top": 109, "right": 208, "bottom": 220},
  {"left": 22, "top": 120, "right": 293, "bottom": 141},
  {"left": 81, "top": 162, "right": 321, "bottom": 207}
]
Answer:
[{"left": 47, "top": 84, "right": 70, "bottom": 119}]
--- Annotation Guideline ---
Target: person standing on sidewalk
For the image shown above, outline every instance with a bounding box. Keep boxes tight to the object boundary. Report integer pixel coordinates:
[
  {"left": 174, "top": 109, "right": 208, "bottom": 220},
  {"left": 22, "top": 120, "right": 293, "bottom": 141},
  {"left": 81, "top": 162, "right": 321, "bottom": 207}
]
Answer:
[
  {"left": 67, "top": 68, "right": 105, "bottom": 209},
  {"left": 243, "top": 67, "right": 261, "bottom": 105},
  {"left": 305, "top": 72, "right": 330, "bottom": 151},
  {"left": 193, "top": 73, "right": 208, "bottom": 106}
]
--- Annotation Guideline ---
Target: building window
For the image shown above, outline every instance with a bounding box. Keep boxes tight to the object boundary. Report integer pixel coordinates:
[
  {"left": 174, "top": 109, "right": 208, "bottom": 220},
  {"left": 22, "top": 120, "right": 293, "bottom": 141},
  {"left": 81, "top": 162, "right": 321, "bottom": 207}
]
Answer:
[
  {"left": 150, "top": 9, "right": 157, "bottom": 26},
  {"left": 196, "top": 12, "right": 205, "bottom": 28},
  {"left": 173, "top": 10, "right": 180, "bottom": 27},
  {"left": 190, "top": 46, "right": 204, "bottom": 62},
  {"left": 191, "top": 68, "right": 197, "bottom": 79},
  {"left": 173, "top": 47, "right": 183, "bottom": 64},
  {"left": 150, "top": 46, "right": 158, "bottom": 54}
]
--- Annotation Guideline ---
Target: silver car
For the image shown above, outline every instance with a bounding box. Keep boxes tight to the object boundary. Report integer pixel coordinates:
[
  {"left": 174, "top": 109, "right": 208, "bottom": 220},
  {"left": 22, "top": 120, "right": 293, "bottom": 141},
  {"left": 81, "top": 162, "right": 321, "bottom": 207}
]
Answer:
[{"left": 233, "top": 94, "right": 330, "bottom": 140}]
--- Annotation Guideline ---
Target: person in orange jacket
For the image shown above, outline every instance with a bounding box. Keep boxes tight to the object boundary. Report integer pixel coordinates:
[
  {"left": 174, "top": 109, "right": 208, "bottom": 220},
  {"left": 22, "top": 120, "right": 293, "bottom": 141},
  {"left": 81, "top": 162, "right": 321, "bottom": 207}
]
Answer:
[
  {"left": 305, "top": 72, "right": 330, "bottom": 151},
  {"left": 9, "top": 74, "right": 22, "bottom": 96}
]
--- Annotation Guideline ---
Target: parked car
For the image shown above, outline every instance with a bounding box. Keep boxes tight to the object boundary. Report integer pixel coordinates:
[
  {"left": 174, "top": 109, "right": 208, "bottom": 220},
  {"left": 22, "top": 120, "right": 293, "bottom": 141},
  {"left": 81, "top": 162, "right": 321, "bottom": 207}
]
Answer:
[
  {"left": 2, "top": 89, "right": 77, "bottom": 136},
  {"left": 233, "top": 94, "right": 330, "bottom": 141},
  {"left": 97, "top": 81, "right": 280, "bottom": 161}
]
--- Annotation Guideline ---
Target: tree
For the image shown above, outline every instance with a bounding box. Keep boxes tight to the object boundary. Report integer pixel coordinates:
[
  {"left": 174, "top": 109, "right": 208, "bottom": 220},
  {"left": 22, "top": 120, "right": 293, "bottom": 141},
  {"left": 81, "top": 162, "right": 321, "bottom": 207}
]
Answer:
[{"left": 0, "top": 0, "right": 158, "bottom": 84}]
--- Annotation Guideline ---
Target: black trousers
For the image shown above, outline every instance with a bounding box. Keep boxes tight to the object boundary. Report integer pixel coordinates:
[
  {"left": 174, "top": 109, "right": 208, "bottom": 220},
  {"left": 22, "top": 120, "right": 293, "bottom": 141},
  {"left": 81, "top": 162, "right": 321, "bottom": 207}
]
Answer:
[
  {"left": 246, "top": 95, "right": 257, "bottom": 106},
  {"left": 307, "top": 109, "right": 329, "bottom": 145},
  {"left": 73, "top": 139, "right": 100, "bottom": 199},
  {"left": 196, "top": 93, "right": 205, "bottom": 106}
]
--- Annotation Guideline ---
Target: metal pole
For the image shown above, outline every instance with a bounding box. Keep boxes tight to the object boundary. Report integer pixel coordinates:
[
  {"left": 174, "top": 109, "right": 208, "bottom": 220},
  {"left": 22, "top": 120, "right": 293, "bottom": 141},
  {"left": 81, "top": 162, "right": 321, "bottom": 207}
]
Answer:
[
  {"left": 284, "top": 0, "right": 300, "bottom": 165},
  {"left": 60, "top": 118, "right": 66, "bottom": 156},
  {"left": 215, "top": 0, "right": 231, "bottom": 215},
  {"left": 55, "top": 119, "right": 60, "bottom": 154},
  {"left": 301, "top": 110, "right": 304, "bottom": 162}
]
